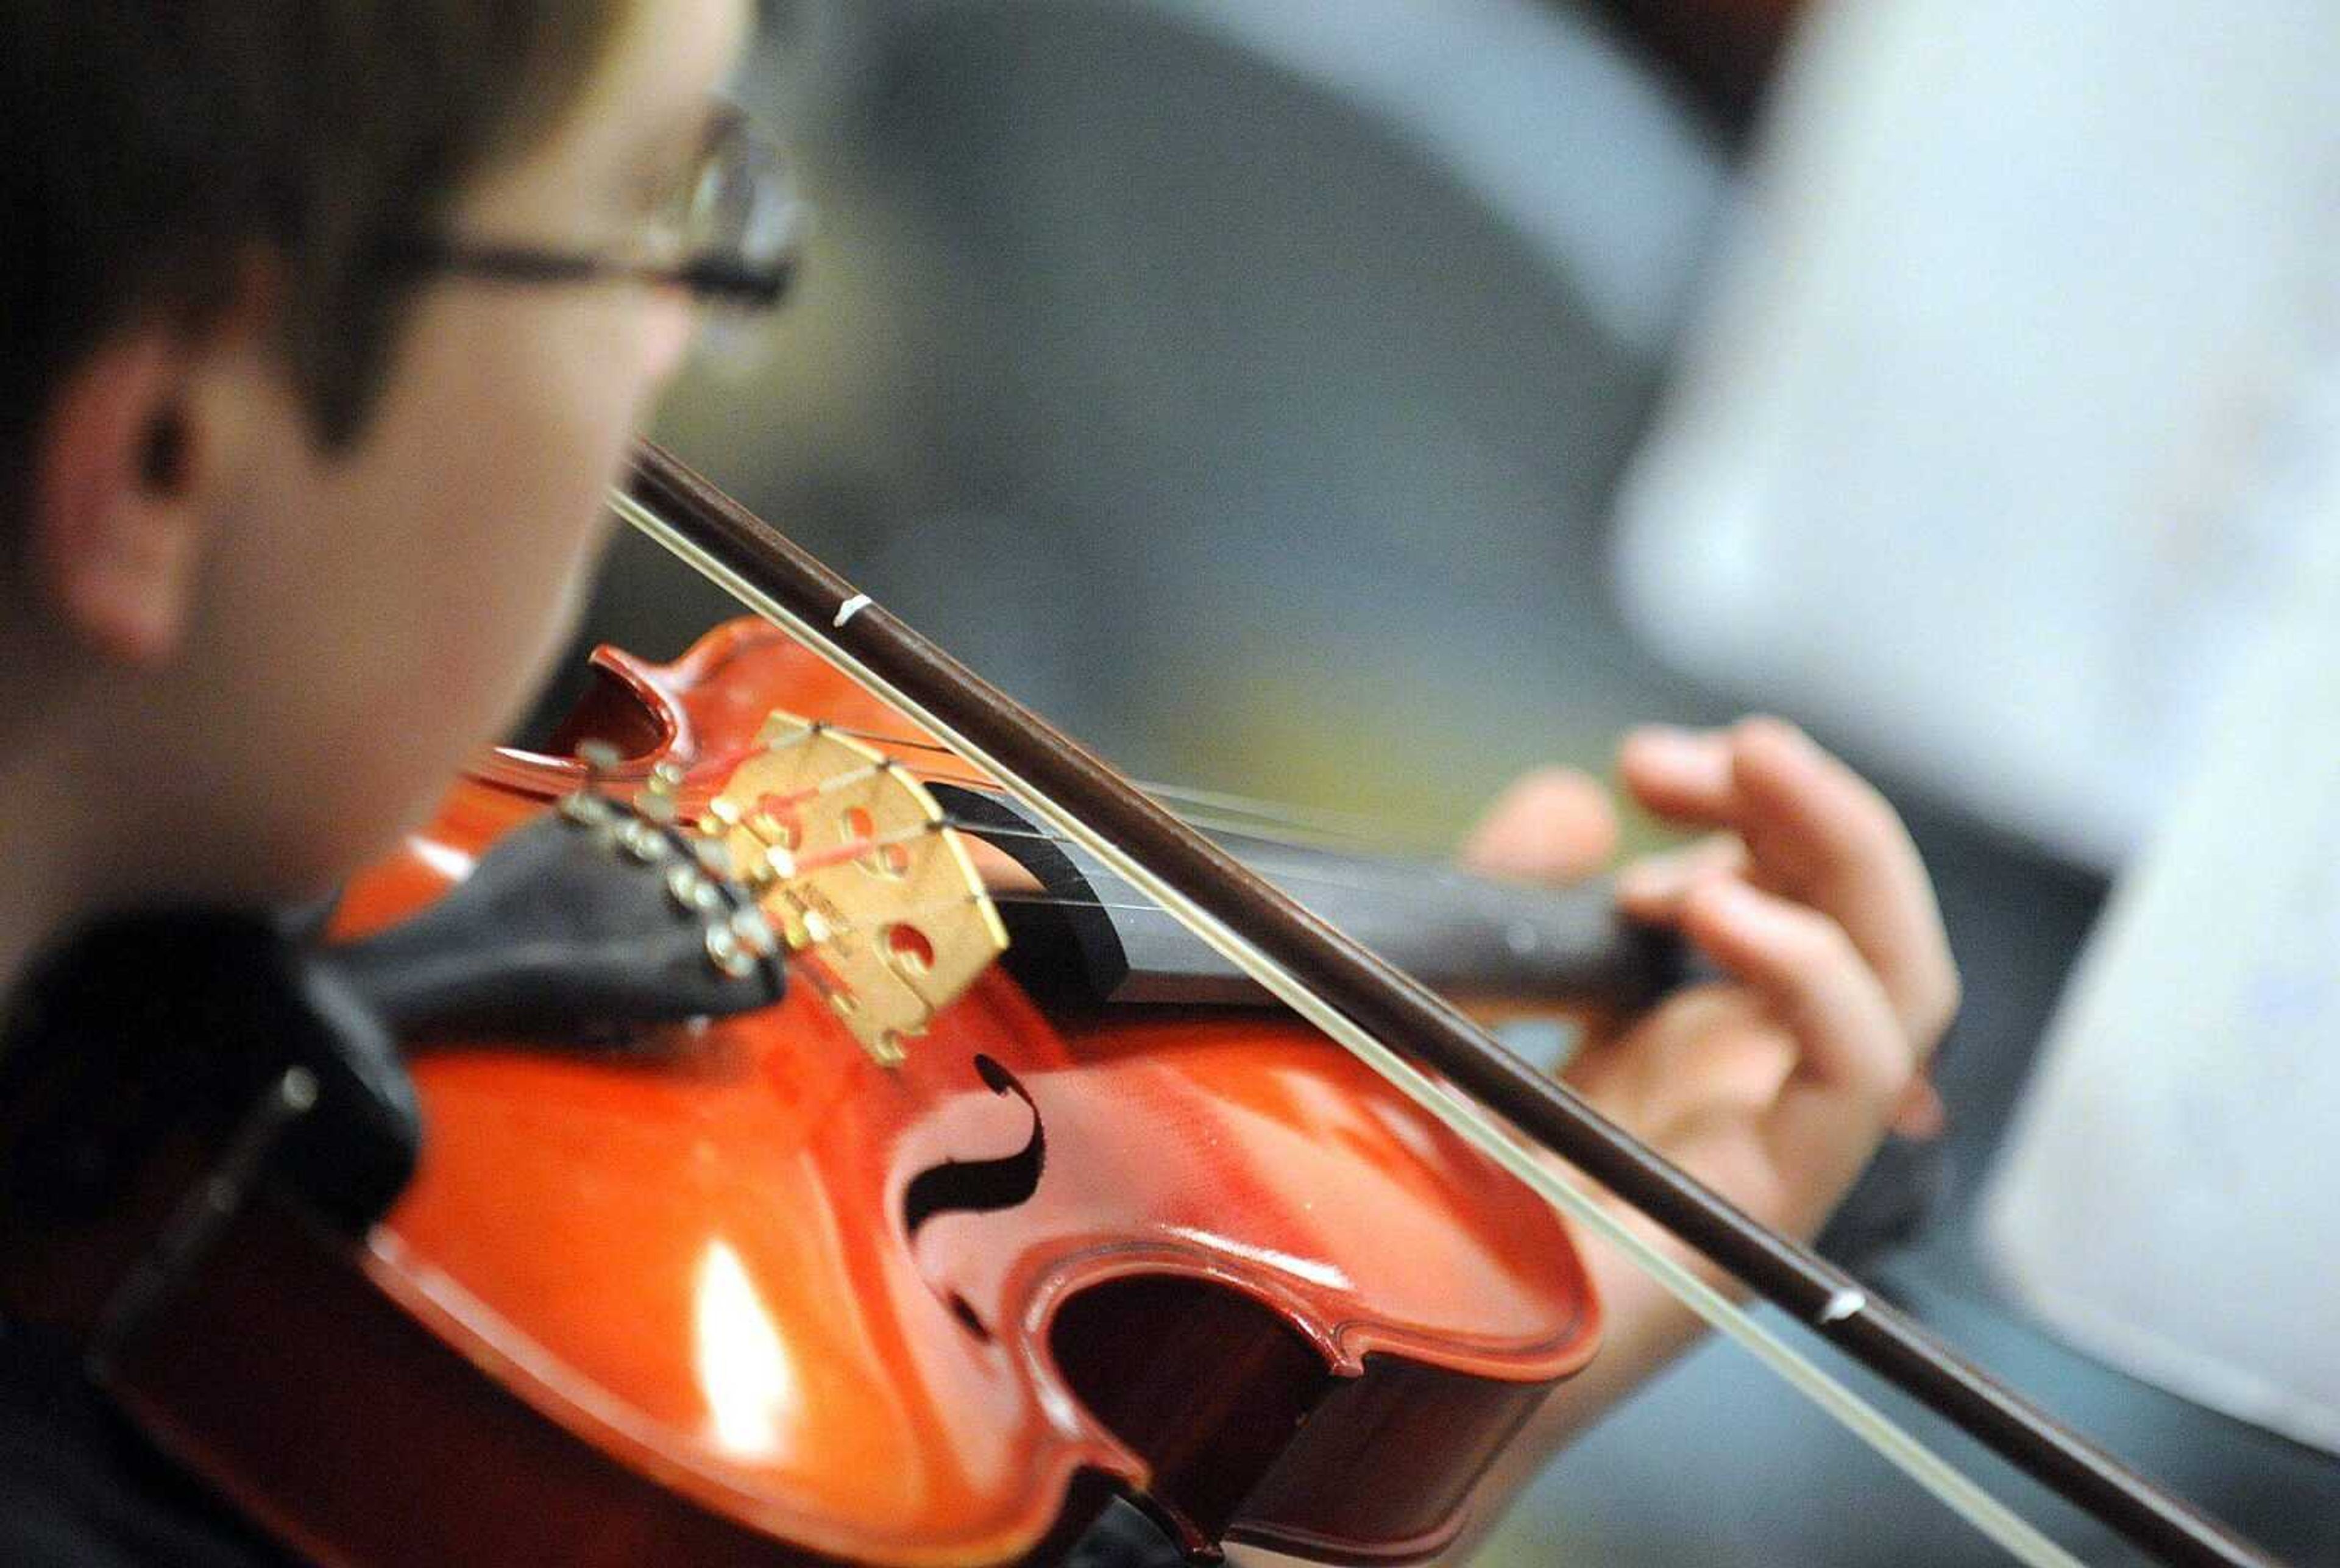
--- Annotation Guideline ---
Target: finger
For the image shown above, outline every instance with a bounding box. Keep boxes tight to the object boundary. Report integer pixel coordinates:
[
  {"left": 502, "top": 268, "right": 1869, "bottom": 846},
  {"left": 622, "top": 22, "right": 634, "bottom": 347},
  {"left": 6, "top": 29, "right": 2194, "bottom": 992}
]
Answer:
[
  {"left": 1616, "top": 725, "right": 1736, "bottom": 826},
  {"left": 1679, "top": 876, "right": 1912, "bottom": 1119},
  {"left": 1618, "top": 718, "right": 1960, "bottom": 1049},
  {"left": 1565, "top": 986, "right": 1798, "bottom": 1138},
  {"left": 1462, "top": 766, "right": 1617, "bottom": 883},
  {"left": 1725, "top": 718, "right": 1959, "bottom": 1046},
  {"left": 1614, "top": 834, "right": 1748, "bottom": 920},
  {"left": 1890, "top": 1075, "right": 1946, "bottom": 1140}
]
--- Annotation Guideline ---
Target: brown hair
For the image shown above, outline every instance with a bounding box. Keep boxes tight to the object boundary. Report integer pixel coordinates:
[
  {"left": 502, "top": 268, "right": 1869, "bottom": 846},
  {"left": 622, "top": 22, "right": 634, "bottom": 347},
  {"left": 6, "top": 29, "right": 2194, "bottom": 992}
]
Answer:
[{"left": 0, "top": 1, "right": 628, "bottom": 527}]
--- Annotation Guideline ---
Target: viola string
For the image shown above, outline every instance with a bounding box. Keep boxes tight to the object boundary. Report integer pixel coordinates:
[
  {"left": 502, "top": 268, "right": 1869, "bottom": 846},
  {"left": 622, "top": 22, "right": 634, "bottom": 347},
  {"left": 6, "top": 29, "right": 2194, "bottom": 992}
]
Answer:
[
  {"left": 985, "top": 891, "right": 1177, "bottom": 916},
  {"left": 821, "top": 733, "right": 1402, "bottom": 853},
  {"left": 934, "top": 815, "right": 1064, "bottom": 845},
  {"left": 824, "top": 723, "right": 1394, "bottom": 850},
  {"left": 790, "top": 890, "right": 1175, "bottom": 945},
  {"left": 934, "top": 812, "right": 1487, "bottom": 909},
  {"left": 1121, "top": 778, "right": 1395, "bottom": 846},
  {"left": 821, "top": 725, "right": 957, "bottom": 755},
  {"left": 922, "top": 781, "right": 1397, "bottom": 857}
]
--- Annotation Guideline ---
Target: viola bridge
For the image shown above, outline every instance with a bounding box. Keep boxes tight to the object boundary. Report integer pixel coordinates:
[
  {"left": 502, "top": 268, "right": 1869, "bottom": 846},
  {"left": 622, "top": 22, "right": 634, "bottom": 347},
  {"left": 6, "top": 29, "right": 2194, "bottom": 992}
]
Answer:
[{"left": 703, "top": 711, "right": 1008, "bottom": 1066}]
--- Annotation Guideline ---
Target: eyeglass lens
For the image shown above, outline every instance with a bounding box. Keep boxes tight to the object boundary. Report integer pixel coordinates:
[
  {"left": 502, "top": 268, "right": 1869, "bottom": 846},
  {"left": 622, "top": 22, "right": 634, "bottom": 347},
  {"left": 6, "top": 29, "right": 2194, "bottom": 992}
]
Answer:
[{"left": 685, "top": 110, "right": 803, "bottom": 285}]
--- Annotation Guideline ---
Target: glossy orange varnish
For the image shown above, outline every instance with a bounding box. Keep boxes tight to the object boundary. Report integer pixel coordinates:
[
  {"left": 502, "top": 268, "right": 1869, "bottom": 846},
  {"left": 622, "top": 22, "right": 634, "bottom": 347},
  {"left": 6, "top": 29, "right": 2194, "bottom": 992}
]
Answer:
[{"left": 336, "top": 622, "right": 1597, "bottom": 1566}]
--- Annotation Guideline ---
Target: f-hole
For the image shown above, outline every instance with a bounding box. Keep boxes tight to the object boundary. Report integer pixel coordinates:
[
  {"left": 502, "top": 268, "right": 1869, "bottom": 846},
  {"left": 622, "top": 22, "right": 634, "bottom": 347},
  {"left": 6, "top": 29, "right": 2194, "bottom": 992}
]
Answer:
[{"left": 901, "top": 1054, "right": 1046, "bottom": 1341}]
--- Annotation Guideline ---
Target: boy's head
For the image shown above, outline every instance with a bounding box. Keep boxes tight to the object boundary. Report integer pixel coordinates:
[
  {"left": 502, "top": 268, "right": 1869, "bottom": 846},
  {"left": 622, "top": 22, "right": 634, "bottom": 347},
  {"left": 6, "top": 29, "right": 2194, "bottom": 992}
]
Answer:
[
  {"left": 3, "top": 4, "right": 625, "bottom": 481},
  {"left": 0, "top": 1, "right": 749, "bottom": 913}
]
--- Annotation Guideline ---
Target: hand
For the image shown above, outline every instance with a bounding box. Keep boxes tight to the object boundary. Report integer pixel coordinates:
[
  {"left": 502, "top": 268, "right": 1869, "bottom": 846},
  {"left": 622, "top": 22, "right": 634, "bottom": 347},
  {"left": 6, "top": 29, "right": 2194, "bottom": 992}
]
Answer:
[
  {"left": 1232, "top": 720, "right": 1958, "bottom": 1568},
  {"left": 1459, "top": 718, "right": 1958, "bottom": 1440}
]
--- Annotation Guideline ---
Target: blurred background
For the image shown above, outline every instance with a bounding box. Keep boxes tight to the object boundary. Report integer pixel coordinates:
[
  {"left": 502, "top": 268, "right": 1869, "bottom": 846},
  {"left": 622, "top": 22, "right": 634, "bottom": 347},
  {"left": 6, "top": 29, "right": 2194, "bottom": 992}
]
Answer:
[{"left": 559, "top": 0, "right": 2340, "bottom": 1561}]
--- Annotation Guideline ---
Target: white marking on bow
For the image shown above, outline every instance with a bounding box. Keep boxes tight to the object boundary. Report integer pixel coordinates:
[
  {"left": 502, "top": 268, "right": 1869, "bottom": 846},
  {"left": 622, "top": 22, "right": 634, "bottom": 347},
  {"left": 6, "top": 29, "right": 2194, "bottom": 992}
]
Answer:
[
  {"left": 832, "top": 592, "right": 873, "bottom": 629},
  {"left": 1820, "top": 1289, "right": 1868, "bottom": 1325}
]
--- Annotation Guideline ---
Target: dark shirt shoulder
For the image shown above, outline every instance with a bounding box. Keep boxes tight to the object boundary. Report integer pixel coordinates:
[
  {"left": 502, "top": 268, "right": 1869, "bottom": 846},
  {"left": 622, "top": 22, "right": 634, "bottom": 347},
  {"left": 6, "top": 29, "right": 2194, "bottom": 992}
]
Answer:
[{"left": 0, "top": 1325, "right": 297, "bottom": 1568}]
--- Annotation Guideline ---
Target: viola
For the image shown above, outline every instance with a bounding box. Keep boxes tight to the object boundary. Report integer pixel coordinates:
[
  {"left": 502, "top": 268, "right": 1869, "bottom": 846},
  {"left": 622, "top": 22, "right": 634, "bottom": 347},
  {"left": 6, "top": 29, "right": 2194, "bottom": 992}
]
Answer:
[
  {"left": 334, "top": 615, "right": 1616, "bottom": 1566},
  {"left": 0, "top": 445, "right": 2291, "bottom": 1568}
]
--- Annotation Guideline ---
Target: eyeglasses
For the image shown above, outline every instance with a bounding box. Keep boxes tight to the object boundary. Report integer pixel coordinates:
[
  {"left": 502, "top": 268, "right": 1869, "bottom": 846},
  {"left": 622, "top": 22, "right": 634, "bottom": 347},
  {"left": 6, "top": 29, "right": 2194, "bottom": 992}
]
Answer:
[{"left": 394, "top": 104, "right": 806, "bottom": 313}]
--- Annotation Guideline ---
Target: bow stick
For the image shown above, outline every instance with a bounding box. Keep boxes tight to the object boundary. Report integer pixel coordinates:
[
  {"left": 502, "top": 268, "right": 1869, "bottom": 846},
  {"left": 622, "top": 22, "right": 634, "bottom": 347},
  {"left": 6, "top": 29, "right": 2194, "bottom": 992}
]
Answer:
[{"left": 618, "top": 441, "right": 2286, "bottom": 1568}]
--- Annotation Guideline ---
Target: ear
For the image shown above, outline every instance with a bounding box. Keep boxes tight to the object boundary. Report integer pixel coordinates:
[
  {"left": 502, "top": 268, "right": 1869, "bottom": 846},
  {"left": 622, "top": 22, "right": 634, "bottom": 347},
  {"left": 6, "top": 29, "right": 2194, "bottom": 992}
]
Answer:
[{"left": 30, "top": 328, "right": 224, "bottom": 664}]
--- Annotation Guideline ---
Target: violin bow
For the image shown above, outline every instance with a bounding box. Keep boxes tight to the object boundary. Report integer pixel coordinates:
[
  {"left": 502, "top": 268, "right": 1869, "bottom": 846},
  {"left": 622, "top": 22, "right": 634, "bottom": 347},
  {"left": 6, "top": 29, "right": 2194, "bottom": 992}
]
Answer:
[{"left": 616, "top": 441, "right": 2286, "bottom": 1568}]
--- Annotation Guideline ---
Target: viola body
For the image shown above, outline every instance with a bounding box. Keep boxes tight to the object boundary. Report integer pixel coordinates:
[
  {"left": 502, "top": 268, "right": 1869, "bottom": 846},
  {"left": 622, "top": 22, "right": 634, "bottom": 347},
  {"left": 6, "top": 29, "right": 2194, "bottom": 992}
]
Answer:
[{"left": 93, "top": 621, "right": 1597, "bottom": 1567}]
